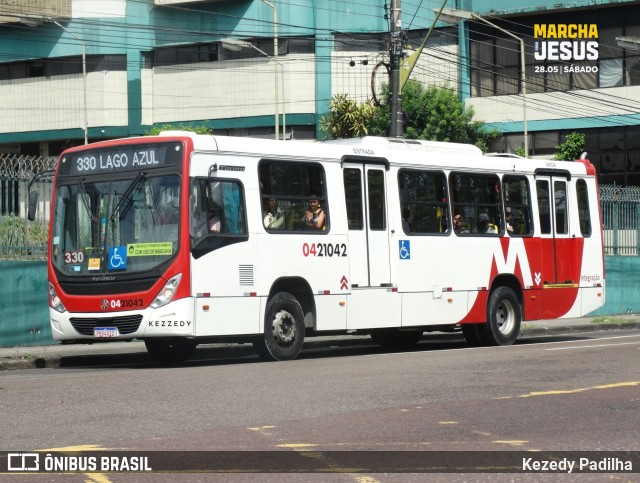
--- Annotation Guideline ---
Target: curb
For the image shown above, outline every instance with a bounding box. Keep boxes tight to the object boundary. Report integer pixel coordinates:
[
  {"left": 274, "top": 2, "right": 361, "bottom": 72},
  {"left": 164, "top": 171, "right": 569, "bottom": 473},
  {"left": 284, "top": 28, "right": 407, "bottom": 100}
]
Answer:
[{"left": 520, "top": 321, "right": 640, "bottom": 337}]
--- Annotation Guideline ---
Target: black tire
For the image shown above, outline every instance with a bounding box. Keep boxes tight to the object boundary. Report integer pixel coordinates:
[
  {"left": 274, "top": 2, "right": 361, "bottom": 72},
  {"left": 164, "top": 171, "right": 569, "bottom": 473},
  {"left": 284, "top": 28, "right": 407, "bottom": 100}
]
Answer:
[
  {"left": 145, "top": 338, "right": 197, "bottom": 364},
  {"left": 370, "top": 328, "right": 423, "bottom": 347},
  {"left": 253, "top": 292, "right": 305, "bottom": 361},
  {"left": 483, "top": 286, "right": 521, "bottom": 346}
]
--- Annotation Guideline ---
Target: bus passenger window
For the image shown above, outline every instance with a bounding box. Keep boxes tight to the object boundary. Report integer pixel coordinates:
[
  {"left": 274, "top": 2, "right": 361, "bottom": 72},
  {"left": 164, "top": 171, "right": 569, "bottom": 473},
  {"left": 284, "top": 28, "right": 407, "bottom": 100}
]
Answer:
[
  {"left": 576, "top": 179, "right": 592, "bottom": 236},
  {"left": 398, "top": 169, "right": 448, "bottom": 234},
  {"left": 450, "top": 172, "right": 501, "bottom": 235},
  {"left": 503, "top": 175, "right": 533, "bottom": 236},
  {"left": 259, "top": 160, "right": 328, "bottom": 233}
]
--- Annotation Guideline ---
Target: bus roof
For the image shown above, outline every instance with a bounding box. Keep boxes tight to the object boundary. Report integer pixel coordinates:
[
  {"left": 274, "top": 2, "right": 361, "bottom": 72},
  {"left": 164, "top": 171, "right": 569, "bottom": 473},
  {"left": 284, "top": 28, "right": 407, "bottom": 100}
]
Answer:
[{"left": 155, "top": 131, "right": 593, "bottom": 177}]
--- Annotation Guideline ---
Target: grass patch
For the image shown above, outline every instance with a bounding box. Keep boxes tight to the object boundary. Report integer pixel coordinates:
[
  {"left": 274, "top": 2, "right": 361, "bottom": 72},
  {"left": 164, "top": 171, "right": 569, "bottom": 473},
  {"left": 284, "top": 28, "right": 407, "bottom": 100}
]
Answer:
[{"left": 591, "top": 316, "right": 626, "bottom": 325}]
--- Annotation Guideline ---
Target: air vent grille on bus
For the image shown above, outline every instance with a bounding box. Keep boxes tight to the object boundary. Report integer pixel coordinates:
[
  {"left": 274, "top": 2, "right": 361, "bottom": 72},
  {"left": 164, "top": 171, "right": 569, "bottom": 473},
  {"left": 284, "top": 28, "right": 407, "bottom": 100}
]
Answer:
[
  {"left": 239, "top": 265, "right": 254, "bottom": 286},
  {"left": 69, "top": 315, "right": 143, "bottom": 336}
]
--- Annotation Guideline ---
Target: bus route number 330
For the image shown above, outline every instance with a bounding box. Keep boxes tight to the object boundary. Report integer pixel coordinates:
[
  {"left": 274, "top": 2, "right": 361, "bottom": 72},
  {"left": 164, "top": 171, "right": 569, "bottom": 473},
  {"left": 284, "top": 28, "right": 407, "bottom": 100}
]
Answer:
[{"left": 302, "top": 242, "right": 347, "bottom": 257}]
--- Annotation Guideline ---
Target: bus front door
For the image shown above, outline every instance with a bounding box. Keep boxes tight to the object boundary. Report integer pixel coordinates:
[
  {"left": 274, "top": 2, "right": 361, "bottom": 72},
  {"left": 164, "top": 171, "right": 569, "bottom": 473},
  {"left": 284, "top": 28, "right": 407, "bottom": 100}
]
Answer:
[{"left": 342, "top": 163, "right": 391, "bottom": 288}]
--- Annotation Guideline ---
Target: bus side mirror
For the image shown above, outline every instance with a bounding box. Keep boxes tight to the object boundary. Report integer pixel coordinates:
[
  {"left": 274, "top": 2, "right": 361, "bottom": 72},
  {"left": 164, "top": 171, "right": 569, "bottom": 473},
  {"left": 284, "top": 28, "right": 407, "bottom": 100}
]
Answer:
[{"left": 27, "top": 191, "right": 39, "bottom": 221}]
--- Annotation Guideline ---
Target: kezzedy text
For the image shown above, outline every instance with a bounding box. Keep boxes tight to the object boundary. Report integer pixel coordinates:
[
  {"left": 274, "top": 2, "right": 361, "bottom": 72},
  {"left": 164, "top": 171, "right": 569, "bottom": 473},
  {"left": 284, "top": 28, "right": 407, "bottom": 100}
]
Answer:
[{"left": 148, "top": 320, "right": 192, "bottom": 327}]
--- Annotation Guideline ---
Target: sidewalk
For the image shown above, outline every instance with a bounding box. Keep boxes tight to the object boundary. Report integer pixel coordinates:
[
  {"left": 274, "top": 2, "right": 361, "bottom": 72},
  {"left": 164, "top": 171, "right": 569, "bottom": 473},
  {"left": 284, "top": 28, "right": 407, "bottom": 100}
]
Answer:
[{"left": 1, "top": 315, "right": 639, "bottom": 371}]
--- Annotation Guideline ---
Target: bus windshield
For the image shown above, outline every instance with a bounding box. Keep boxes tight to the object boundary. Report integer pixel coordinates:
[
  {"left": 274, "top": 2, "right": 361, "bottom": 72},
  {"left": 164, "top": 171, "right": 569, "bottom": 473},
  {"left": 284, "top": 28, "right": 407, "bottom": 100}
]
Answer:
[{"left": 51, "top": 173, "right": 180, "bottom": 276}]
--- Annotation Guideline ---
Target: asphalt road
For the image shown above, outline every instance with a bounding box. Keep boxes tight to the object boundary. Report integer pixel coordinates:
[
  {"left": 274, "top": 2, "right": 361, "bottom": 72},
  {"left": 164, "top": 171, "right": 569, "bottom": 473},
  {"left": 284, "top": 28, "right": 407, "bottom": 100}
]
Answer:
[{"left": 1, "top": 329, "right": 639, "bottom": 482}]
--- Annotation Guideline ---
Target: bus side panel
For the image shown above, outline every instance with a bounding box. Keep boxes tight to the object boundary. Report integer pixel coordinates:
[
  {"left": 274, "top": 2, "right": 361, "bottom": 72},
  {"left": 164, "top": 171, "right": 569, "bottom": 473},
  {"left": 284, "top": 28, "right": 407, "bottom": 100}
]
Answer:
[
  {"left": 346, "top": 289, "right": 400, "bottom": 330},
  {"left": 401, "top": 291, "right": 469, "bottom": 327},
  {"left": 194, "top": 296, "right": 261, "bottom": 336},
  {"left": 314, "top": 295, "right": 347, "bottom": 331}
]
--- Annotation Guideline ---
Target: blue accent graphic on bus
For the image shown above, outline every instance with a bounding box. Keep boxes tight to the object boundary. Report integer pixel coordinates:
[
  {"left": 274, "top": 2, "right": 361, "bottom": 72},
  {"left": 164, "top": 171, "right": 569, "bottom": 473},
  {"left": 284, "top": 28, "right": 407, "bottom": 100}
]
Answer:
[
  {"left": 108, "top": 246, "right": 128, "bottom": 270},
  {"left": 399, "top": 240, "right": 410, "bottom": 260}
]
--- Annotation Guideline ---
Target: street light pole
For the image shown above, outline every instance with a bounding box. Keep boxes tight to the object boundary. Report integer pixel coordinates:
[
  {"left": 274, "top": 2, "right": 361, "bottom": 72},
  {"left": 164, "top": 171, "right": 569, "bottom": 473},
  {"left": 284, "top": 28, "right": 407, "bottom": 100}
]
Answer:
[
  {"left": 52, "top": 20, "right": 88, "bottom": 145},
  {"left": 260, "top": 0, "right": 280, "bottom": 140},
  {"left": 439, "top": 9, "right": 528, "bottom": 156}
]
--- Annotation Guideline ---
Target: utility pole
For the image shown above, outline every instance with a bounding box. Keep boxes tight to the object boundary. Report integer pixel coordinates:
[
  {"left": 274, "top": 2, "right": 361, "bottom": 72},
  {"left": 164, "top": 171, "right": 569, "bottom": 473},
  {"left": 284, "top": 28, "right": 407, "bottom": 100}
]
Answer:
[{"left": 389, "top": 0, "right": 403, "bottom": 138}]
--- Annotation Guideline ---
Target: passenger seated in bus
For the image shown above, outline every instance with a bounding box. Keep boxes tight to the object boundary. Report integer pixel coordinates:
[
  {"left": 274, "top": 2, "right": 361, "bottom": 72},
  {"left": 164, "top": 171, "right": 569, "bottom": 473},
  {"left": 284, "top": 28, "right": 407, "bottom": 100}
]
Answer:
[
  {"left": 401, "top": 208, "right": 412, "bottom": 233},
  {"left": 263, "top": 197, "right": 285, "bottom": 230},
  {"left": 505, "top": 206, "right": 517, "bottom": 234},
  {"left": 303, "top": 198, "right": 326, "bottom": 230},
  {"left": 453, "top": 212, "right": 470, "bottom": 234},
  {"left": 477, "top": 213, "right": 498, "bottom": 234}
]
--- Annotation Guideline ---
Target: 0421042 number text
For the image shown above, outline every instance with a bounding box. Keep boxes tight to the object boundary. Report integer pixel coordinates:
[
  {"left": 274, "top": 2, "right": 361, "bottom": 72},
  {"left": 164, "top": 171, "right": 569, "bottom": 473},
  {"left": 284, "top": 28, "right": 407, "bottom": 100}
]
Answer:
[{"left": 302, "top": 242, "right": 347, "bottom": 257}]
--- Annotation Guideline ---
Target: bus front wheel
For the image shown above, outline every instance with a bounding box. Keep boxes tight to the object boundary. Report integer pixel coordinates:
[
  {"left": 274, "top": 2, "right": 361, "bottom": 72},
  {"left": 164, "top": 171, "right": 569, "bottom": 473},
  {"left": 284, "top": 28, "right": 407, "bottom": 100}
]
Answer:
[
  {"left": 483, "top": 286, "right": 521, "bottom": 346},
  {"left": 145, "top": 338, "right": 197, "bottom": 364},
  {"left": 253, "top": 292, "right": 305, "bottom": 361}
]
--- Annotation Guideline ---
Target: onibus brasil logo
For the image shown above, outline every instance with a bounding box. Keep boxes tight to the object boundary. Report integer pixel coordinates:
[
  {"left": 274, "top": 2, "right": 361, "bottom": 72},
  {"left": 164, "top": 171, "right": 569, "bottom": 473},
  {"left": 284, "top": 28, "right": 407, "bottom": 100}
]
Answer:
[{"left": 534, "top": 23, "right": 599, "bottom": 73}]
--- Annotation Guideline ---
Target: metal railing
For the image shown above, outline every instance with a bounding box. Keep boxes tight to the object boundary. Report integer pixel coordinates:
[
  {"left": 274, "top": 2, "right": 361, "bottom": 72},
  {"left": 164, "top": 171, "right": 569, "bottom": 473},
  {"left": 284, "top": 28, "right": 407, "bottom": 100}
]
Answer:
[
  {"left": 0, "top": 154, "right": 55, "bottom": 260},
  {"left": 1, "top": 160, "right": 640, "bottom": 259},
  {"left": 600, "top": 184, "right": 640, "bottom": 256}
]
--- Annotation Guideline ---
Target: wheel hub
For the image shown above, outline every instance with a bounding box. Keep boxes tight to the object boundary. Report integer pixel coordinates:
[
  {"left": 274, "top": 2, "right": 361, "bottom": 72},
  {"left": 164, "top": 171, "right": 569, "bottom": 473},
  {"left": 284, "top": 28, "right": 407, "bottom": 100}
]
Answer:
[
  {"left": 272, "top": 310, "right": 296, "bottom": 344},
  {"left": 496, "top": 301, "right": 515, "bottom": 335}
]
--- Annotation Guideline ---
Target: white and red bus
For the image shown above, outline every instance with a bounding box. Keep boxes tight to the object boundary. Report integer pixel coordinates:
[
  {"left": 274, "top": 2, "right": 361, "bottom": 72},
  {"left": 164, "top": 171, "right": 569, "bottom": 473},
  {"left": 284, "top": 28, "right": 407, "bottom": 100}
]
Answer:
[{"left": 31, "top": 132, "right": 605, "bottom": 363}]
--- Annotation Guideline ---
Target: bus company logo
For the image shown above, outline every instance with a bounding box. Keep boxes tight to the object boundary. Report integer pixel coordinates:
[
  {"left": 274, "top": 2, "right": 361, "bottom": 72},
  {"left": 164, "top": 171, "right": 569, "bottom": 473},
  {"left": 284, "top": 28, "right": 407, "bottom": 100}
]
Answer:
[
  {"left": 534, "top": 24, "right": 599, "bottom": 65},
  {"left": 100, "top": 299, "right": 109, "bottom": 310}
]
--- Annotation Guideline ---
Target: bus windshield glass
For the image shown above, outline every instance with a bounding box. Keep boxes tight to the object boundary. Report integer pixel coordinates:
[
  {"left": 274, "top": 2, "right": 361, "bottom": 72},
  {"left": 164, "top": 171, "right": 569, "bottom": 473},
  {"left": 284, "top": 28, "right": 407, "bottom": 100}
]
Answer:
[{"left": 51, "top": 174, "right": 180, "bottom": 276}]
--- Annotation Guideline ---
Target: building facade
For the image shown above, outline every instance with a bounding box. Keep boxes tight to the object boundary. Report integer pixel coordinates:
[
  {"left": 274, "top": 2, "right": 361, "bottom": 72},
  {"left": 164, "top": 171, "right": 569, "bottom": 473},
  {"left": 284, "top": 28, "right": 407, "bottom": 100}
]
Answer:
[{"left": 0, "top": 0, "right": 638, "bottom": 185}]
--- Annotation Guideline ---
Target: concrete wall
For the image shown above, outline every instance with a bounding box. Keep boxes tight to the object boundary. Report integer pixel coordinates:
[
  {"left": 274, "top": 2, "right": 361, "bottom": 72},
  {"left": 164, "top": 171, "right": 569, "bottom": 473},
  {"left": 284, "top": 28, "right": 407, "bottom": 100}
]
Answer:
[
  {"left": 590, "top": 256, "right": 640, "bottom": 316},
  {"left": 0, "top": 261, "right": 51, "bottom": 347}
]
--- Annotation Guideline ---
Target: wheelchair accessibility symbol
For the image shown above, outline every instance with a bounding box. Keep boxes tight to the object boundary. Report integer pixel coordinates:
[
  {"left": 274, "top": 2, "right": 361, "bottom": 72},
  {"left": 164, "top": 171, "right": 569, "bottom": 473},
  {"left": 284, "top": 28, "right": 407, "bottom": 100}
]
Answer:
[
  {"left": 399, "top": 240, "right": 410, "bottom": 260},
  {"left": 108, "top": 246, "right": 128, "bottom": 270}
]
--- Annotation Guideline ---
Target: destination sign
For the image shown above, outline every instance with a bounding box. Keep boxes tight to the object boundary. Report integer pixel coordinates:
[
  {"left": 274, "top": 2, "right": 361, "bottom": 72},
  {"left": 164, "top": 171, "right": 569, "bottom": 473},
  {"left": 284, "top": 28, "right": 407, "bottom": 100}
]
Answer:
[{"left": 58, "top": 142, "right": 183, "bottom": 177}]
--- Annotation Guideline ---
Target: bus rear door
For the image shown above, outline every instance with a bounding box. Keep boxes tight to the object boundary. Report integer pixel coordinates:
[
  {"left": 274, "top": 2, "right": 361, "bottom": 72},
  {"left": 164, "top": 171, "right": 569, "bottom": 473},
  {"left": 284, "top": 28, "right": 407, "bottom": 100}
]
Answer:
[{"left": 535, "top": 173, "right": 579, "bottom": 318}]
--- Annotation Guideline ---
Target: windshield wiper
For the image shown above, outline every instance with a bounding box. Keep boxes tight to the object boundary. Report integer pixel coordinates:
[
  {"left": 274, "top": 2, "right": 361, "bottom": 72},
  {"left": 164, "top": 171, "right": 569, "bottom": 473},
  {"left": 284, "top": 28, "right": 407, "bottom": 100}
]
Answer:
[
  {"left": 109, "top": 172, "right": 146, "bottom": 221},
  {"left": 77, "top": 178, "right": 98, "bottom": 223}
]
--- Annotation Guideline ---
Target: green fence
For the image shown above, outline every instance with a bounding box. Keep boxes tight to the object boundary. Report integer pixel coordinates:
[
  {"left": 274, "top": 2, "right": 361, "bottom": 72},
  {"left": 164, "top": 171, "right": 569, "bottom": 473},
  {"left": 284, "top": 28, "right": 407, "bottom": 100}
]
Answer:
[{"left": 0, "top": 153, "right": 54, "bottom": 260}]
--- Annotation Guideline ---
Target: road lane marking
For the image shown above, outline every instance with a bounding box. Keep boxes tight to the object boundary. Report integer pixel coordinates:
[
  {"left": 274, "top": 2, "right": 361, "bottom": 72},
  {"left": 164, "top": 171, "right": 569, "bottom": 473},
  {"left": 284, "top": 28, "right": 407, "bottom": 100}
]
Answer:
[
  {"left": 494, "top": 381, "right": 639, "bottom": 399},
  {"left": 545, "top": 341, "right": 640, "bottom": 351},
  {"left": 493, "top": 440, "right": 529, "bottom": 446}
]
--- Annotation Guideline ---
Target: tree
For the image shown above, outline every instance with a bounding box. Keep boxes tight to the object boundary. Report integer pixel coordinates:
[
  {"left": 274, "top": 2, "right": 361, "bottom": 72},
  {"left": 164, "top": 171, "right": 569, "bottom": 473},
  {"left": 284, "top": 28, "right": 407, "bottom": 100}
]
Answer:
[
  {"left": 319, "top": 94, "right": 375, "bottom": 139},
  {"left": 145, "top": 123, "right": 211, "bottom": 136},
  {"left": 368, "top": 81, "right": 499, "bottom": 151},
  {"left": 554, "top": 132, "right": 585, "bottom": 161}
]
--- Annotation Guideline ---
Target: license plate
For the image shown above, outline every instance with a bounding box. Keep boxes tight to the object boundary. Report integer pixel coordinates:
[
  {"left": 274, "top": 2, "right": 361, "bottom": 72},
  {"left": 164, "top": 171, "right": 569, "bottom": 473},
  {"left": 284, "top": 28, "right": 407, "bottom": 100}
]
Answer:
[{"left": 94, "top": 327, "right": 119, "bottom": 338}]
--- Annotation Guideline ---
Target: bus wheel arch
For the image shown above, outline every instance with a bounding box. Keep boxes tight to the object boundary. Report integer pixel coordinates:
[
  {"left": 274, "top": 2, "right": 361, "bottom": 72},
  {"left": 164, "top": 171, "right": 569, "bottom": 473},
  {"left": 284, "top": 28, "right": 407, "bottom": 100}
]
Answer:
[
  {"left": 254, "top": 291, "right": 306, "bottom": 361},
  {"left": 267, "top": 277, "right": 316, "bottom": 329}
]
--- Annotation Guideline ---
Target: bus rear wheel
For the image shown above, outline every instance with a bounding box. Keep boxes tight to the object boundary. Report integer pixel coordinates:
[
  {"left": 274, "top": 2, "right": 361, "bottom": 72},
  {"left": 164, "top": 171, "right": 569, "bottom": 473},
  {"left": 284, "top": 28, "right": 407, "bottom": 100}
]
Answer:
[
  {"left": 483, "top": 286, "right": 521, "bottom": 346},
  {"left": 253, "top": 292, "right": 305, "bottom": 361},
  {"left": 145, "top": 338, "right": 197, "bottom": 364}
]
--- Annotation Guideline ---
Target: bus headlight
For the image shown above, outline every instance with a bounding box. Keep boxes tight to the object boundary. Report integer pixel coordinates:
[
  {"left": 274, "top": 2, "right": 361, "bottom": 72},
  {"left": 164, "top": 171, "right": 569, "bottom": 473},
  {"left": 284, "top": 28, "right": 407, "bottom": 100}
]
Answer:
[
  {"left": 49, "top": 282, "right": 67, "bottom": 313},
  {"left": 151, "top": 274, "right": 182, "bottom": 309}
]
